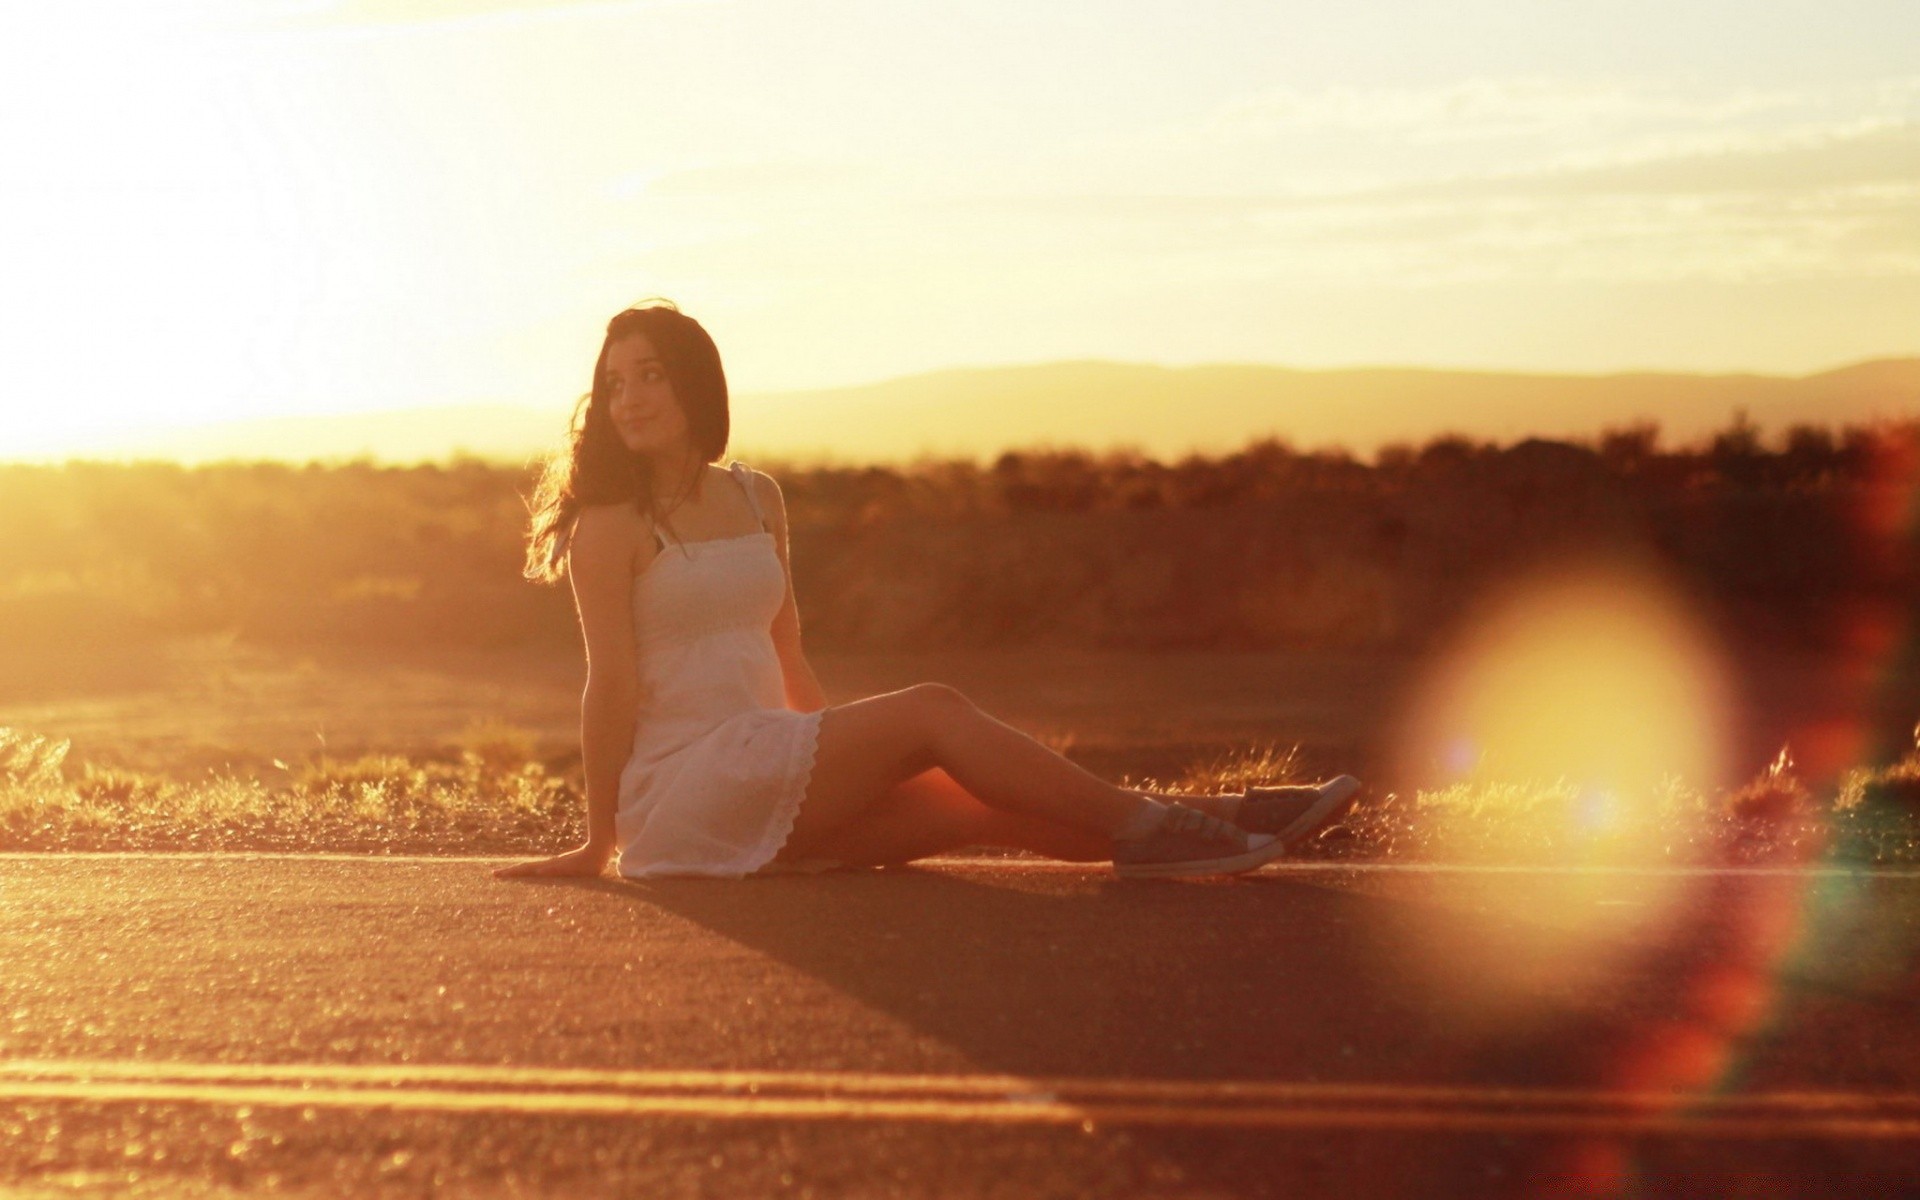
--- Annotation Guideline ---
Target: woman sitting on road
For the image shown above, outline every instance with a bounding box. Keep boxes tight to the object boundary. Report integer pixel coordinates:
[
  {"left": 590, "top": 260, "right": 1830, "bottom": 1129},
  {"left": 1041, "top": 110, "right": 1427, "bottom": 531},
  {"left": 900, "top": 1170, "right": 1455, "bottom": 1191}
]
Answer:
[{"left": 495, "top": 302, "right": 1359, "bottom": 882}]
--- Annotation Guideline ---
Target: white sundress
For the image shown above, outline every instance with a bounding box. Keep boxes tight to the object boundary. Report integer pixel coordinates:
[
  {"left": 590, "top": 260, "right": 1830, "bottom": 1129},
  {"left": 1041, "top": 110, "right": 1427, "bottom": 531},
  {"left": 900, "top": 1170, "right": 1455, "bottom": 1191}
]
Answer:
[{"left": 613, "top": 460, "right": 825, "bottom": 878}]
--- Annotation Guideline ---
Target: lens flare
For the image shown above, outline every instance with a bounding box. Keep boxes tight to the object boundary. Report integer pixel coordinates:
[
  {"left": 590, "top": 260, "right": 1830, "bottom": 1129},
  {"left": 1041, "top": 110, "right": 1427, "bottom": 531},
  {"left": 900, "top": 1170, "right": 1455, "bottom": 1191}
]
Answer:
[
  {"left": 1382, "top": 560, "right": 1739, "bottom": 1019},
  {"left": 1396, "top": 560, "right": 1735, "bottom": 854}
]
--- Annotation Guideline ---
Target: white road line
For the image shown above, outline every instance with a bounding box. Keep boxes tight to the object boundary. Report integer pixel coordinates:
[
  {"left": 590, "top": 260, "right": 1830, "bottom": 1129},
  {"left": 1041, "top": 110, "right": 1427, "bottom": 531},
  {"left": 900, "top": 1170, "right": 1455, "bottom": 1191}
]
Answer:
[
  {"left": 3, "top": 852, "right": 1918, "bottom": 878},
  {"left": 927, "top": 858, "right": 1920, "bottom": 879},
  {"left": 6, "top": 1059, "right": 1920, "bottom": 1111},
  {"left": 1, "top": 1062, "right": 1917, "bottom": 1138}
]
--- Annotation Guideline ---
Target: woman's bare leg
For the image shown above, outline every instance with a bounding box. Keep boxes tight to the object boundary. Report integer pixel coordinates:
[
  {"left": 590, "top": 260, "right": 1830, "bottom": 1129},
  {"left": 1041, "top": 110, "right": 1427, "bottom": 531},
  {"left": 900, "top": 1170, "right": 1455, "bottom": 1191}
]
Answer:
[
  {"left": 779, "top": 683, "right": 1159, "bottom": 861},
  {"left": 774, "top": 768, "right": 1110, "bottom": 866}
]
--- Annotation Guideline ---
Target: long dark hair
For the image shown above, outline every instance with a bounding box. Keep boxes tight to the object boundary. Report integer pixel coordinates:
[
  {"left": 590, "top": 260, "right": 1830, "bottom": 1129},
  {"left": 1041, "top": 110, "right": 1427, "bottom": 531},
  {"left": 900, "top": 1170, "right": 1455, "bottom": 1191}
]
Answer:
[{"left": 524, "top": 301, "right": 730, "bottom": 582}]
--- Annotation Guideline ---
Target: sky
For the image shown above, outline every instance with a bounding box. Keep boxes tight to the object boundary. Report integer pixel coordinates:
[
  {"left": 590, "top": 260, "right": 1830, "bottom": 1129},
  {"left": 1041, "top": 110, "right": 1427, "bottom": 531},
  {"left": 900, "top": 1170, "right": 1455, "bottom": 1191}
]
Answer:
[{"left": 3, "top": 0, "right": 1918, "bottom": 459}]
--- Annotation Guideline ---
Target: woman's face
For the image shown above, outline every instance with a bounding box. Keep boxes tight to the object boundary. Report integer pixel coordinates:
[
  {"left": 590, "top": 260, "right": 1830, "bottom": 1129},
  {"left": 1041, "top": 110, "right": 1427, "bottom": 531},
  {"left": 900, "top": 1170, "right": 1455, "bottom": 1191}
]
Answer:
[{"left": 603, "top": 334, "right": 690, "bottom": 456}]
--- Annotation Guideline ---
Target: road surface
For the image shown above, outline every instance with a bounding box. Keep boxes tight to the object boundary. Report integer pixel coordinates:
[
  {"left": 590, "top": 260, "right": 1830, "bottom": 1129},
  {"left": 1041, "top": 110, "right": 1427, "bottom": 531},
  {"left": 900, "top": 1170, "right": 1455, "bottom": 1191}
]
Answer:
[{"left": 2, "top": 854, "right": 1916, "bottom": 1197}]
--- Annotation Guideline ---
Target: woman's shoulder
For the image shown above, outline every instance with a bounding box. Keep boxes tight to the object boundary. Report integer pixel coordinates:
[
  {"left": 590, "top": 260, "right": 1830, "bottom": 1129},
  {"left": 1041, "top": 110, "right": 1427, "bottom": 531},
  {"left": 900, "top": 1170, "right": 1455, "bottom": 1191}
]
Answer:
[
  {"left": 567, "top": 501, "right": 653, "bottom": 564},
  {"left": 729, "top": 459, "right": 786, "bottom": 513}
]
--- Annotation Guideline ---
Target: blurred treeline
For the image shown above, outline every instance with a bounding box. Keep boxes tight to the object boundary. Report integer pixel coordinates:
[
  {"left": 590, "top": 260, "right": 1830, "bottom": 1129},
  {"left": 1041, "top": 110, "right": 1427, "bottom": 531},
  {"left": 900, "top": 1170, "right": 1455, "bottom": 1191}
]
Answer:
[{"left": 1, "top": 417, "right": 1915, "bottom": 678}]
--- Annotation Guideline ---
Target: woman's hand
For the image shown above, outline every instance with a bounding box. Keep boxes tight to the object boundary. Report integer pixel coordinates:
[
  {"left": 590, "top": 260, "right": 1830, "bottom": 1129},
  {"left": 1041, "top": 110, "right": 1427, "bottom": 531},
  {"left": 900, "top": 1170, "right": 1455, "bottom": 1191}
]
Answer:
[{"left": 492, "top": 841, "right": 614, "bottom": 879}]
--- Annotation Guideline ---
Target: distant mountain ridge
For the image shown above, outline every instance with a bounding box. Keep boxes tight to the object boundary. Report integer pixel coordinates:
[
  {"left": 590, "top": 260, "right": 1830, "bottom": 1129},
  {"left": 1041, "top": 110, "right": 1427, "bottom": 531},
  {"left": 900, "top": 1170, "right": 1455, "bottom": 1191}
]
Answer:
[
  {"left": 66, "top": 357, "right": 1920, "bottom": 466},
  {"left": 728, "top": 357, "right": 1920, "bottom": 464}
]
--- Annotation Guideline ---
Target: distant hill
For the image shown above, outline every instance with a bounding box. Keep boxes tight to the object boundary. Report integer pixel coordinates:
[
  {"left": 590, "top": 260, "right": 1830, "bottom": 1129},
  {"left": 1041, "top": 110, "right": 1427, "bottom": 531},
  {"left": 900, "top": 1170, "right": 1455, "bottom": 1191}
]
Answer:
[
  {"left": 75, "top": 357, "right": 1920, "bottom": 465},
  {"left": 728, "top": 357, "right": 1920, "bottom": 463}
]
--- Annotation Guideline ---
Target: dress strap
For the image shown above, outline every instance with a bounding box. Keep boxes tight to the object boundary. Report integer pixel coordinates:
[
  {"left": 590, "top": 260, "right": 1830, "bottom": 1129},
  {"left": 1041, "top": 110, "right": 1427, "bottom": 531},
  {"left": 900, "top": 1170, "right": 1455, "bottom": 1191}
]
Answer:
[{"left": 729, "top": 461, "right": 769, "bottom": 531}]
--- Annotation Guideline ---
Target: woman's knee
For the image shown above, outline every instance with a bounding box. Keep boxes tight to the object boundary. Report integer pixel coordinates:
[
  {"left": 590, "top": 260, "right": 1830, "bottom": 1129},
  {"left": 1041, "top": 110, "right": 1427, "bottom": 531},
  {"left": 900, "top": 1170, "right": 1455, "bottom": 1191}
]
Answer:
[
  {"left": 810, "top": 683, "right": 974, "bottom": 785},
  {"left": 901, "top": 681, "right": 975, "bottom": 725},
  {"left": 902, "top": 683, "right": 975, "bottom": 710},
  {"left": 810, "top": 686, "right": 967, "bottom": 784}
]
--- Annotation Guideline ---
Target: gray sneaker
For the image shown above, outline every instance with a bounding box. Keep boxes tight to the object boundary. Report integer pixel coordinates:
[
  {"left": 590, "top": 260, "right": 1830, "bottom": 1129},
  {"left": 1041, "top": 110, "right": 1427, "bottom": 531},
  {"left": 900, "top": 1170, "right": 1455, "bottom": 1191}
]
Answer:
[
  {"left": 1112, "top": 803, "right": 1286, "bottom": 879},
  {"left": 1234, "top": 775, "right": 1362, "bottom": 848}
]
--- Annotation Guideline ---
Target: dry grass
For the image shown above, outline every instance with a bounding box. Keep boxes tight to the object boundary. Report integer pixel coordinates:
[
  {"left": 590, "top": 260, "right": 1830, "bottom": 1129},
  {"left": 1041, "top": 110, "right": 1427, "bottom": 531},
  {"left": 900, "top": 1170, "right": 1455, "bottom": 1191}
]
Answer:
[
  {"left": 1298, "top": 742, "right": 1918, "bottom": 866},
  {"left": 1150, "top": 741, "right": 1306, "bottom": 797},
  {"left": 6, "top": 725, "right": 1918, "bottom": 864},
  {"left": 1832, "top": 727, "right": 1920, "bottom": 862},
  {"left": 1, "top": 724, "right": 580, "bottom": 855}
]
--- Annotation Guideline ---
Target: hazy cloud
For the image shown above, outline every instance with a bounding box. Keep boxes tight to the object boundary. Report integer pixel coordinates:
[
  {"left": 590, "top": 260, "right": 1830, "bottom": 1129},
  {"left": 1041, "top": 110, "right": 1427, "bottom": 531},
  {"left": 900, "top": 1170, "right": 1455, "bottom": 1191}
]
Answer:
[
  {"left": 877, "top": 84, "right": 1920, "bottom": 290},
  {"left": 1211, "top": 76, "right": 1804, "bottom": 142},
  {"left": 195, "top": 0, "right": 712, "bottom": 33},
  {"left": 1206, "top": 74, "right": 1920, "bottom": 145},
  {"left": 1393, "top": 120, "right": 1920, "bottom": 198},
  {"left": 634, "top": 160, "right": 874, "bottom": 199}
]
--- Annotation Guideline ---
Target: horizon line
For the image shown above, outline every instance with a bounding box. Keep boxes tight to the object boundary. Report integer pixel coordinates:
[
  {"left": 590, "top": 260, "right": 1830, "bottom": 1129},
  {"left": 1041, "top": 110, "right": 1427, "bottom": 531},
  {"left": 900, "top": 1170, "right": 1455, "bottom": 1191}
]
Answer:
[
  {"left": 745, "top": 350, "right": 1920, "bottom": 397},
  {"left": 9, "top": 416, "right": 1917, "bottom": 473}
]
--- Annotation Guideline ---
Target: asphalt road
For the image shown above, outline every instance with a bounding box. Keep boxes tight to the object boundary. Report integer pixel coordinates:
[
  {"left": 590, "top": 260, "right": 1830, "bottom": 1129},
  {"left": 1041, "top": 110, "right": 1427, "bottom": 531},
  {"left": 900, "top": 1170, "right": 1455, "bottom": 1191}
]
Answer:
[{"left": 2, "top": 854, "right": 1917, "bottom": 1198}]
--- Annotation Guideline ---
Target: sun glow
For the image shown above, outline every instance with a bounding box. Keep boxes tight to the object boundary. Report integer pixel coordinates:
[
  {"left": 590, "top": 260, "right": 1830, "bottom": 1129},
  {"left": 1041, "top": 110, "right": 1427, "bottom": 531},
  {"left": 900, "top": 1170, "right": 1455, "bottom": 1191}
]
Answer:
[
  {"left": 1397, "top": 561, "right": 1734, "bottom": 828},
  {"left": 1382, "top": 560, "right": 1739, "bottom": 1016},
  {"left": 0, "top": 4, "right": 490, "bottom": 461}
]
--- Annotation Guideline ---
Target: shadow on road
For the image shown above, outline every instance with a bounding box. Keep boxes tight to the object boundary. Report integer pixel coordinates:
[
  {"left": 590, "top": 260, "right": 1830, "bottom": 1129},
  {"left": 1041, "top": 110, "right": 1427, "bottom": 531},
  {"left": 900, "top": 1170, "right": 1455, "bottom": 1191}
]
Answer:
[
  {"left": 607, "top": 867, "right": 1395, "bottom": 1079},
  {"left": 539, "top": 866, "right": 1559, "bottom": 1196},
  {"left": 506, "top": 856, "right": 1916, "bottom": 1197},
  {"left": 583, "top": 864, "right": 1451, "bottom": 1190}
]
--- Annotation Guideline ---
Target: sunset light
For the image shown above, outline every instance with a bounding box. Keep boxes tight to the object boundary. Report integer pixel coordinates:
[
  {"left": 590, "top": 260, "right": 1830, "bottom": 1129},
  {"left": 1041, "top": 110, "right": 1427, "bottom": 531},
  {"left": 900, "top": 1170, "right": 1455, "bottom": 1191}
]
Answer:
[
  {"left": 3, "top": 4, "right": 1919, "bottom": 1194},
  {"left": 3, "top": 0, "right": 1917, "bottom": 462}
]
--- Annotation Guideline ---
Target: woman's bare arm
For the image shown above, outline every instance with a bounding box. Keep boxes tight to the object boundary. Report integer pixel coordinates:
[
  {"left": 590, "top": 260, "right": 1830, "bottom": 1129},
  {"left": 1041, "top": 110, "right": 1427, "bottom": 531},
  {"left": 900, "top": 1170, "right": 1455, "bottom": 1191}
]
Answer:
[
  {"left": 756, "top": 470, "right": 829, "bottom": 713},
  {"left": 495, "top": 503, "right": 650, "bottom": 877}
]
